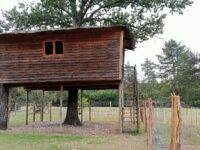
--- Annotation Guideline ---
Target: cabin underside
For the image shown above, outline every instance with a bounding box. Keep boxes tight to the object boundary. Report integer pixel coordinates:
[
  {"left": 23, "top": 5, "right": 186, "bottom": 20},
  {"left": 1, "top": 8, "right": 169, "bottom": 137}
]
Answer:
[{"left": 5, "top": 80, "right": 120, "bottom": 90}]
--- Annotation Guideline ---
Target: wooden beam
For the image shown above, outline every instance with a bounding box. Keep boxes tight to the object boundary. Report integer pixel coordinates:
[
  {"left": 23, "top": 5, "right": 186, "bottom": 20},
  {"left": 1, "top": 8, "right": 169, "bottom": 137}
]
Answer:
[
  {"left": 89, "top": 100, "right": 91, "bottom": 121},
  {"left": 80, "top": 90, "right": 83, "bottom": 123},
  {"left": 7, "top": 88, "right": 12, "bottom": 128},
  {"left": 118, "top": 81, "right": 123, "bottom": 133},
  {"left": 48, "top": 102, "right": 52, "bottom": 122},
  {"left": 60, "top": 85, "right": 63, "bottom": 127},
  {"left": 40, "top": 90, "right": 44, "bottom": 122},
  {"left": 26, "top": 90, "right": 29, "bottom": 125},
  {"left": 33, "top": 101, "right": 36, "bottom": 122},
  {"left": 0, "top": 84, "right": 9, "bottom": 130}
]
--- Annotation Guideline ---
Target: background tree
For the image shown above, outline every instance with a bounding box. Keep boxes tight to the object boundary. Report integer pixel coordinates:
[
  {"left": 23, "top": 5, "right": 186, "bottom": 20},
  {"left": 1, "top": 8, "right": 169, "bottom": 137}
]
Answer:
[
  {"left": 0, "top": 0, "right": 193, "bottom": 125},
  {"left": 157, "top": 39, "right": 198, "bottom": 94},
  {"left": 0, "top": 0, "right": 193, "bottom": 43},
  {"left": 148, "top": 39, "right": 200, "bottom": 104},
  {"left": 141, "top": 58, "right": 157, "bottom": 97}
]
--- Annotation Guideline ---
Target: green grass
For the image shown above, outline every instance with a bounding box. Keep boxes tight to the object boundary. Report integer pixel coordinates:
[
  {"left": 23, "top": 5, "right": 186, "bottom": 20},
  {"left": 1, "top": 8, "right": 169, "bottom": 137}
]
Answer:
[
  {"left": 191, "top": 137, "right": 200, "bottom": 145},
  {"left": 0, "top": 132, "right": 147, "bottom": 150},
  {"left": 0, "top": 132, "right": 88, "bottom": 150},
  {"left": 7, "top": 106, "right": 200, "bottom": 149}
]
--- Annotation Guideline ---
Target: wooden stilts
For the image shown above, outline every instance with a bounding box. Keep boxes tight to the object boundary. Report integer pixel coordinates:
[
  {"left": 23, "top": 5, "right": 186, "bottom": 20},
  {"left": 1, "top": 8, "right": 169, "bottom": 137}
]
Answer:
[
  {"left": 33, "top": 101, "right": 36, "bottom": 122},
  {"left": 26, "top": 90, "right": 29, "bottom": 125},
  {"left": 60, "top": 85, "right": 63, "bottom": 127},
  {"left": 89, "top": 100, "right": 91, "bottom": 121},
  {"left": 80, "top": 90, "right": 83, "bottom": 123},
  {"left": 49, "top": 102, "right": 52, "bottom": 122},
  {"left": 0, "top": 84, "right": 9, "bottom": 130},
  {"left": 41, "top": 90, "right": 44, "bottom": 122},
  {"left": 118, "top": 81, "right": 123, "bottom": 133},
  {"left": 14, "top": 103, "right": 17, "bottom": 115},
  {"left": 7, "top": 88, "right": 12, "bottom": 128}
]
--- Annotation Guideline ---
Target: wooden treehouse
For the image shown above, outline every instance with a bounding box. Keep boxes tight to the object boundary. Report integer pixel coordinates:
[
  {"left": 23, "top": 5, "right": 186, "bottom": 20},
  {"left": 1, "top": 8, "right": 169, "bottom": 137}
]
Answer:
[{"left": 0, "top": 26, "right": 136, "bottom": 132}]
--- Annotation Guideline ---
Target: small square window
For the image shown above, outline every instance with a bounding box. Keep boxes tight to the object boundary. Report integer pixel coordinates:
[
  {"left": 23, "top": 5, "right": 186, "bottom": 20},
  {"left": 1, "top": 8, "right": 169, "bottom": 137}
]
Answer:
[
  {"left": 45, "top": 42, "right": 53, "bottom": 55},
  {"left": 55, "top": 41, "right": 63, "bottom": 54}
]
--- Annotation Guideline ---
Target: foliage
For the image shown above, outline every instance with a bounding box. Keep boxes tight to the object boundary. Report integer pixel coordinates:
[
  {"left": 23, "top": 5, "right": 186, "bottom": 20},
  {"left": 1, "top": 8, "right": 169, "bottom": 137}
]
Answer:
[
  {"left": 11, "top": 88, "right": 68, "bottom": 107},
  {"left": 139, "top": 39, "right": 200, "bottom": 104},
  {"left": 83, "top": 90, "right": 118, "bottom": 103},
  {"left": 141, "top": 58, "right": 157, "bottom": 97},
  {"left": 0, "top": 0, "right": 193, "bottom": 44}
]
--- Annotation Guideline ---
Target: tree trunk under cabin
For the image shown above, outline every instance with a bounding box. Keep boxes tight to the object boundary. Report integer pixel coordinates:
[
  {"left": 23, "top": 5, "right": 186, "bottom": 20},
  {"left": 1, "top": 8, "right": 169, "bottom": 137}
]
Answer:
[
  {"left": 0, "top": 84, "right": 9, "bottom": 130},
  {"left": 63, "top": 88, "right": 81, "bottom": 126}
]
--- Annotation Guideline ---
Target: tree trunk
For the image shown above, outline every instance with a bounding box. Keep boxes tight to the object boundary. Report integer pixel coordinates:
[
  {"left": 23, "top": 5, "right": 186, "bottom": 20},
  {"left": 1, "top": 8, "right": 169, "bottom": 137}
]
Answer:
[
  {"left": 63, "top": 88, "right": 81, "bottom": 126},
  {"left": 0, "top": 84, "right": 9, "bottom": 130}
]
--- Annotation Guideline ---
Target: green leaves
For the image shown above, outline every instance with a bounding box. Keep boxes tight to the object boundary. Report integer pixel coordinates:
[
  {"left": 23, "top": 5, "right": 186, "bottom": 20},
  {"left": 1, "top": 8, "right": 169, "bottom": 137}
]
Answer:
[{"left": 0, "top": 0, "right": 193, "bottom": 44}]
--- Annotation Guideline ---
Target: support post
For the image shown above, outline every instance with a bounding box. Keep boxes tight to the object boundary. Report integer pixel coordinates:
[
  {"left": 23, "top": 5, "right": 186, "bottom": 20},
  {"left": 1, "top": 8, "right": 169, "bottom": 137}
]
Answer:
[
  {"left": 26, "top": 90, "right": 29, "bottom": 125},
  {"left": 110, "top": 101, "right": 112, "bottom": 112},
  {"left": 118, "top": 81, "right": 123, "bottom": 133},
  {"left": 48, "top": 102, "right": 52, "bottom": 122},
  {"left": 147, "top": 98, "right": 153, "bottom": 150},
  {"left": 40, "top": 90, "right": 44, "bottom": 122},
  {"left": 0, "top": 84, "right": 9, "bottom": 130},
  {"left": 14, "top": 103, "right": 17, "bottom": 115},
  {"left": 170, "top": 95, "right": 181, "bottom": 150},
  {"left": 80, "top": 90, "right": 83, "bottom": 123},
  {"left": 33, "top": 101, "right": 36, "bottom": 122},
  {"left": 7, "top": 88, "right": 12, "bottom": 128},
  {"left": 89, "top": 100, "right": 91, "bottom": 121},
  {"left": 60, "top": 85, "right": 63, "bottom": 127}
]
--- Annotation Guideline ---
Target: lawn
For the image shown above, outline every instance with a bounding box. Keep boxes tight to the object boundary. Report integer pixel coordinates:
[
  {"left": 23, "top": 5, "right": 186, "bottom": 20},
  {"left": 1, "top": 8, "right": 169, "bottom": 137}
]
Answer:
[
  {"left": 0, "top": 132, "right": 147, "bottom": 150},
  {"left": 6, "top": 106, "right": 200, "bottom": 150}
]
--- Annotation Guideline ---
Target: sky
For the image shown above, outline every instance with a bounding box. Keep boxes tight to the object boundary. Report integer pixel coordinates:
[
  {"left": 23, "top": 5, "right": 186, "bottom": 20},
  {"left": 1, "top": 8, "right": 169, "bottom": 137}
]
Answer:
[{"left": 0, "top": 0, "right": 200, "bottom": 78}]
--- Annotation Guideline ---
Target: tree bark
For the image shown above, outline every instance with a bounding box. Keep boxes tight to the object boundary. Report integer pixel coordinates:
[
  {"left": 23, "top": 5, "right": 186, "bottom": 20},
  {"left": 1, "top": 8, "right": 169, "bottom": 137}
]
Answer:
[
  {"left": 63, "top": 88, "right": 81, "bottom": 126},
  {"left": 0, "top": 84, "right": 9, "bottom": 130}
]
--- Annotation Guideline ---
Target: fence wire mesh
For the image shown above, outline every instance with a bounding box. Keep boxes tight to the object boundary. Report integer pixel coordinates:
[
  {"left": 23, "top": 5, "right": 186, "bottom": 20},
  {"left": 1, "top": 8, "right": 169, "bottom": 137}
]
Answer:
[{"left": 152, "top": 100, "right": 200, "bottom": 150}]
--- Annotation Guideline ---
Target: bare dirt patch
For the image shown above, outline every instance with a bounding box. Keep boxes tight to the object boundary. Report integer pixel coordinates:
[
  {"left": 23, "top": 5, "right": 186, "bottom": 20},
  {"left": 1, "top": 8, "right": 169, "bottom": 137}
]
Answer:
[{"left": 8, "top": 121, "right": 120, "bottom": 135}]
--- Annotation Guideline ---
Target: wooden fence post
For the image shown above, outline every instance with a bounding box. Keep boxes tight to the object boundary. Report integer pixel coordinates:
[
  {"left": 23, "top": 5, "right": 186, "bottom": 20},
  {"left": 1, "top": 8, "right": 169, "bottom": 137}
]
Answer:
[
  {"left": 144, "top": 100, "right": 147, "bottom": 132},
  {"left": 48, "top": 102, "right": 52, "bottom": 122},
  {"left": 170, "top": 95, "right": 181, "bottom": 150},
  {"left": 147, "top": 98, "right": 153, "bottom": 150},
  {"left": 33, "top": 101, "right": 36, "bottom": 122}
]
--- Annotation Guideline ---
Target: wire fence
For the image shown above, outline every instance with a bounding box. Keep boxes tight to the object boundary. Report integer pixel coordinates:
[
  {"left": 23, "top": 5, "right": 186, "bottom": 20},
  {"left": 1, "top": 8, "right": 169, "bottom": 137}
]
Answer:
[
  {"left": 8, "top": 99, "right": 200, "bottom": 150},
  {"left": 152, "top": 100, "right": 200, "bottom": 150}
]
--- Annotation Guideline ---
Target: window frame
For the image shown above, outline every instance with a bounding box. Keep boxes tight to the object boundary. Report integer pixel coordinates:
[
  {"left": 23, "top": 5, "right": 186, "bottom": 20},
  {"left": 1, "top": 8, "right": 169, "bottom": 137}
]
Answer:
[{"left": 43, "top": 40, "right": 64, "bottom": 56}]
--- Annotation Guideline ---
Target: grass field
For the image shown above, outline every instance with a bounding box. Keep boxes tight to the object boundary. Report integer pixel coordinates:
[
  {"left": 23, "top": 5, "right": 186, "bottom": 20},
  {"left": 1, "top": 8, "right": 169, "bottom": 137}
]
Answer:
[
  {"left": 5, "top": 106, "right": 200, "bottom": 150},
  {"left": 0, "top": 132, "right": 147, "bottom": 150}
]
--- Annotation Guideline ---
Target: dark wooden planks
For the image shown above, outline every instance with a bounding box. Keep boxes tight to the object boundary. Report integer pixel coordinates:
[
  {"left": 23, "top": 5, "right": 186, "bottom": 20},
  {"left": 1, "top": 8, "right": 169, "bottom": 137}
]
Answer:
[{"left": 0, "top": 27, "right": 129, "bottom": 88}]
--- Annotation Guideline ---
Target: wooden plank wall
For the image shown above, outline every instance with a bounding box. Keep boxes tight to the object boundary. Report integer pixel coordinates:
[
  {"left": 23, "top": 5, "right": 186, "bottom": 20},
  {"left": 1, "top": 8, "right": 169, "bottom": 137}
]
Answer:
[{"left": 0, "top": 29, "right": 123, "bottom": 86}]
